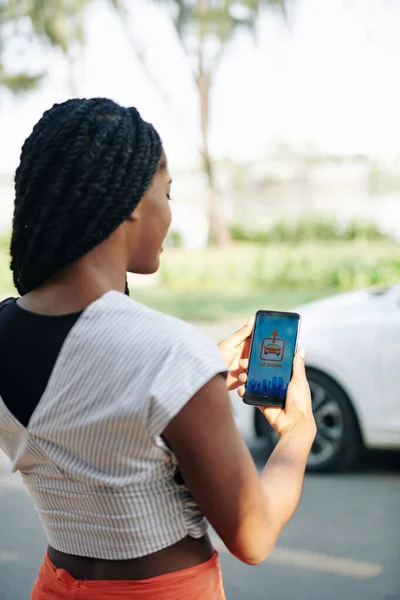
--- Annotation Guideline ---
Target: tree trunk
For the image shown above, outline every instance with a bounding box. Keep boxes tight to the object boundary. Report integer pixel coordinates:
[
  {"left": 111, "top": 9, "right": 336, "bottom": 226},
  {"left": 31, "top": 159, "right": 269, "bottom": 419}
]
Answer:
[
  {"left": 197, "top": 50, "right": 229, "bottom": 246},
  {"left": 58, "top": 3, "right": 79, "bottom": 96},
  {"left": 198, "top": 75, "right": 229, "bottom": 247},
  {"left": 66, "top": 47, "right": 79, "bottom": 96}
]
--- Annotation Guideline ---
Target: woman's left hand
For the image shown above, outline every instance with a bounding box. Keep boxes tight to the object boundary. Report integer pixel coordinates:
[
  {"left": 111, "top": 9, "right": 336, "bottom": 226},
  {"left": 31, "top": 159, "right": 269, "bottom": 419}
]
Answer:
[{"left": 218, "top": 318, "right": 254, "bottom": 392}]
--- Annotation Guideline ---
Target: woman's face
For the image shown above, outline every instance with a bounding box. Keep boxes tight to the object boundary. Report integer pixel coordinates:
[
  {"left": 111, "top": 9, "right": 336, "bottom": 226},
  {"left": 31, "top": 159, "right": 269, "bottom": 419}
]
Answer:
[{"left": 126, "top": 154, "right": 172, "bottom": 275}]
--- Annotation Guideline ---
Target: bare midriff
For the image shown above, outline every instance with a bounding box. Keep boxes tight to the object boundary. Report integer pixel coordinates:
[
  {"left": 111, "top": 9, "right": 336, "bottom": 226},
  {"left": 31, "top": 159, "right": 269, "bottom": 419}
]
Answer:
[{"left": 47, "top": 533, "right": 215, "bottom": 581}]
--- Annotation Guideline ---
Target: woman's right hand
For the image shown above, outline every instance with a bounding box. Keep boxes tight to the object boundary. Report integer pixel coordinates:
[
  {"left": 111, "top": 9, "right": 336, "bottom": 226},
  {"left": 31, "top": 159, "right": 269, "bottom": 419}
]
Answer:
[
  {"left": 258, "top": 349, "right": 316, "bottom": 438},
  {"left": 164, "top": 348, "right": 316, "bottom": 566}
]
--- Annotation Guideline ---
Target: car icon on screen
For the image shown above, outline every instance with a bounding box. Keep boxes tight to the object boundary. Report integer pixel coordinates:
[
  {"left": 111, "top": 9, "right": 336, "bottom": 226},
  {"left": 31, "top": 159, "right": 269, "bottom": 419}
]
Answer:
[{"left": 264, "top": 343, "right": 281, "bottom": 356}]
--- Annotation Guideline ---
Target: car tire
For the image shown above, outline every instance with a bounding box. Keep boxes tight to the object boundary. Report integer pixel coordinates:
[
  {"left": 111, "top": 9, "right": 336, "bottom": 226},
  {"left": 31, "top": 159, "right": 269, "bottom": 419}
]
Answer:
[{"left": 254, "top": 368, "right": 362, "bottom": 473}]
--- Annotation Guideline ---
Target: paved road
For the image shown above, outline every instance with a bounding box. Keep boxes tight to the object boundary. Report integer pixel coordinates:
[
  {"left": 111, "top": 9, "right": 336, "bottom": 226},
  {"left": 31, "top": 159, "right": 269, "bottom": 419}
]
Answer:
[{"left": 0, "top": 447, "right": 399, "bottom": 600}]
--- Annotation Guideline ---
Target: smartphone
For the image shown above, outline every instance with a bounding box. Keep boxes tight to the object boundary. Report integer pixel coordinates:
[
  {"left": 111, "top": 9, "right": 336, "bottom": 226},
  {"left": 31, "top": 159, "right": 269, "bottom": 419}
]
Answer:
[{"left": 243, "top": 310, "right": 301, "bottom": 408}]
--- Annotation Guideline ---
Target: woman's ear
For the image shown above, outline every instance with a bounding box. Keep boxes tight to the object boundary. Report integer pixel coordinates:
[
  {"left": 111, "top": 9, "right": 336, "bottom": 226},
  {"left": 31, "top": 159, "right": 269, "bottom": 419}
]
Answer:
[{"left": 127, "top": 205, "right": 140, "bottom": 222}]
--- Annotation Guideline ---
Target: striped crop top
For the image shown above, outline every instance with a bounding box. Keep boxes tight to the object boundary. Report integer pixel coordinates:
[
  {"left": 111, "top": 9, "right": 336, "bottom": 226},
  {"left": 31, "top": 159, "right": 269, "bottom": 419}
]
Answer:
[{"left": 0, "top": 291, "right": 227, "bottom": 560}]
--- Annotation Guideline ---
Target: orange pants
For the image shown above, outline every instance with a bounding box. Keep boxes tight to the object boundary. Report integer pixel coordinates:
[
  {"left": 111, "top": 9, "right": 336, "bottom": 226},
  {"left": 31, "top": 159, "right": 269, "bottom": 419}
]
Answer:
[{"left": 31, "top": 551, "right": 226, "bottom": 600}]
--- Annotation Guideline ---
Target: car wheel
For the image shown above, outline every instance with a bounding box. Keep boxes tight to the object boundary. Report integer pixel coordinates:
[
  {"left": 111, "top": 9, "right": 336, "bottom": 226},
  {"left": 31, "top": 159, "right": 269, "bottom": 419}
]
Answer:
[{"left": 254, "top": 369, "right": 362, "bottom": 473}]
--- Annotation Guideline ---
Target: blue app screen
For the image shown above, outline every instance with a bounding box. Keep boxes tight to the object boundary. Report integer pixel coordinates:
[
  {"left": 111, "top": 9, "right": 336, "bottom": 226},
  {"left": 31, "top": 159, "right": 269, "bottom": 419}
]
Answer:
[{"left": 246, "top": 313, "right": 299, "bottom": 397}]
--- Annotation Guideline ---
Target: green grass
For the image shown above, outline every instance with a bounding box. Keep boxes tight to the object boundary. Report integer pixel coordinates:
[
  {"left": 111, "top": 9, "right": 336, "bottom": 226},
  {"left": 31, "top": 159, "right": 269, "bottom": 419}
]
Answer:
[
  {"left": 158, "top": 241, "right": 399, "bottom": 292},
  {"left": 0, "top": 261, "right": 13, "bottom": 298},
  {"left": 1, "top": 238, "right": 398, "bottom": 321},
  {"left": 130, "top": 289, "right": 327, "bottom": 321},
  {"left": 0, "top": 232, "right": 12, "bottom": 296},
  {"left": 0, "top": 231, "right": 10, "bottom": 254}
]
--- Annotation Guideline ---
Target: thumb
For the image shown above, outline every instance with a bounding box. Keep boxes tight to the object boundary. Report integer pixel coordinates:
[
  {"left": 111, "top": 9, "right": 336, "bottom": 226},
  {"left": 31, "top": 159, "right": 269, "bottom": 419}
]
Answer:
[
  {"left": 291, "top": 349, "right": 307, "bottom": 383},
  {"left": 229, "top": 317, "right": 255, "bottom": 346}
]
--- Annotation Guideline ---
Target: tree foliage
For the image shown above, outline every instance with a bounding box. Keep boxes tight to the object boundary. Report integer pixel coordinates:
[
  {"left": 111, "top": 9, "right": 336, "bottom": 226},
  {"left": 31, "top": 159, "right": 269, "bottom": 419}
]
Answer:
[
  {"left": 0, "top": 2, "right": 42, "bottom": 93},
  {"left": 7, "top": 0, "right": 89, "bottom": 50},
  {"left": 159, "top": 0, "right": 288, "bottom": 80},
  {"left": 0, "top": 0, "right": 90, "bottom": 94}
]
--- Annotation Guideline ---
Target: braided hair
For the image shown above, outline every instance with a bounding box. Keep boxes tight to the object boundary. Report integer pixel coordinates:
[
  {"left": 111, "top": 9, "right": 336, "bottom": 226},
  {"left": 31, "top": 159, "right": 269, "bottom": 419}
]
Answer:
[{"left": 11, "top": 98, "right": 163, "bottom": 296}]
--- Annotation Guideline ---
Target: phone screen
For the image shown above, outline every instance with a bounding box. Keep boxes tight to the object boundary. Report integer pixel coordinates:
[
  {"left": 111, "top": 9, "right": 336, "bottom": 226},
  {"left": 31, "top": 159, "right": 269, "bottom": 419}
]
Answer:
[{"left": 244, "top": 311, "right": 300, "bottom": 407}]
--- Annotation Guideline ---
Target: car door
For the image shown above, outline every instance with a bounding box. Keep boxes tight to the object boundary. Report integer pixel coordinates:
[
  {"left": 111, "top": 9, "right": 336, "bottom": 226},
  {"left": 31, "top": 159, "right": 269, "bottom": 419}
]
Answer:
[{"left": 377, "top": 285, "right": 400, "bottom": 439}]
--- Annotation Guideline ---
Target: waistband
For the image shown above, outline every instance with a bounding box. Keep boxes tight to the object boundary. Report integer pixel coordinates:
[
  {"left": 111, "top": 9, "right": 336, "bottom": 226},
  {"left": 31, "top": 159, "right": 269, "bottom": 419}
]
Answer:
[{"left": 37, "top": 550, "right": 226, "bottom": 599}]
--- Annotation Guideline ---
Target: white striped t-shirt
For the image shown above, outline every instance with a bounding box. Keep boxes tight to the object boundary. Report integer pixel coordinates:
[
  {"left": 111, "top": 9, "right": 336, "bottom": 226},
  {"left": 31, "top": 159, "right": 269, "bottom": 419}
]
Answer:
[{"left": 0, "top": 291, "right": 228, "bottom": 560}]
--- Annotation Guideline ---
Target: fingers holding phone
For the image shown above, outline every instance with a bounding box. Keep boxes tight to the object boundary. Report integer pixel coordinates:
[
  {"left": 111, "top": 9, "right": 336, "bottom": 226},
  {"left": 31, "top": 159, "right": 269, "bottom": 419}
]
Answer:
[
  {"left": 218, "top": 318, "right": 253, "bottom": 392},
  {"left": 259, "top": 349, "right": 316, "bottom": 438},
  {"left": 241, "top": 310, "right": 316, "bottom": 438}
]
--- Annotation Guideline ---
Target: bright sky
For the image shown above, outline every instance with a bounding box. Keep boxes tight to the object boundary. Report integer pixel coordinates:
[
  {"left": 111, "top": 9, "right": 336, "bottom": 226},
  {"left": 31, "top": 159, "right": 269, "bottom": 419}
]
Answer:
[{"left": 1, "top": 0, "right": 400, "bottom": 174}]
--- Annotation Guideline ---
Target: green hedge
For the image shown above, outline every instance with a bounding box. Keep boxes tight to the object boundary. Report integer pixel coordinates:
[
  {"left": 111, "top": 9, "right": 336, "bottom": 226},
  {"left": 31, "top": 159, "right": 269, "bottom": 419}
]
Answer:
[
  {"left": 158, "top": 242, "right": 399, "bottom": 293},
  {"left": 229, "top": 217, "right": 391, "bottom": 244}
]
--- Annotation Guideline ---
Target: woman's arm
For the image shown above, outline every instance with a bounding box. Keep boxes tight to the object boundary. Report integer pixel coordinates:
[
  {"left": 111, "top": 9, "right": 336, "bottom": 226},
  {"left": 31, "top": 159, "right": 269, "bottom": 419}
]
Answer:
[{"left": 163, "top": 351, "right": 316, "bottom": 565}]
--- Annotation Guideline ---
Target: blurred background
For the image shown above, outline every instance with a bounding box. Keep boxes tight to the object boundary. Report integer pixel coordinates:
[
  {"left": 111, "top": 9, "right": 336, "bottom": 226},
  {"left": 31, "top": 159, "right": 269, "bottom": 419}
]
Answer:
[
  {"left": 0, "top": 0, "right": 399, "bottom": 319},
  {"left": 0, "top": 1, "right": 399, "bottom": 599}
]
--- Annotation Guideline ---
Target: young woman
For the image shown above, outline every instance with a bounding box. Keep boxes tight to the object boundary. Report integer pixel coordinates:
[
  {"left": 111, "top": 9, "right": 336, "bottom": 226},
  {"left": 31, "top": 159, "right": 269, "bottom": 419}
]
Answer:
[{"left": 0, "top": 98, "right": 316, "bottom": 599}]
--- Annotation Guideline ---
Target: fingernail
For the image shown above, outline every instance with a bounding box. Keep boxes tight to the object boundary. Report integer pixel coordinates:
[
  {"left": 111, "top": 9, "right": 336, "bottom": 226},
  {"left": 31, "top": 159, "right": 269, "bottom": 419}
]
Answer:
[
  {"left": 299, "top": 348, "right": 306, "bottom": 359},
  {"left": 246, "top": 316, "right": 255, "bottom": 326}
]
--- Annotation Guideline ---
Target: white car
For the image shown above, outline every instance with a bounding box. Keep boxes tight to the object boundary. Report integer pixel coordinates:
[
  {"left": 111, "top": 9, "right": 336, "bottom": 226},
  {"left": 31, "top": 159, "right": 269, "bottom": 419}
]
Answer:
[{"left": 232, "top": 284, "right": 400, "bottom": 472}]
